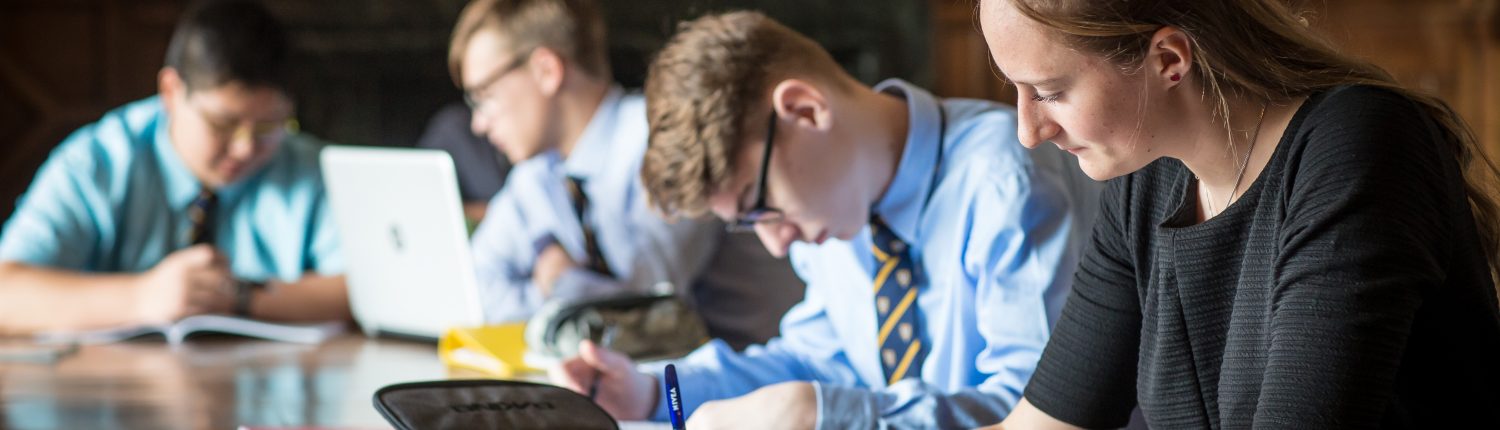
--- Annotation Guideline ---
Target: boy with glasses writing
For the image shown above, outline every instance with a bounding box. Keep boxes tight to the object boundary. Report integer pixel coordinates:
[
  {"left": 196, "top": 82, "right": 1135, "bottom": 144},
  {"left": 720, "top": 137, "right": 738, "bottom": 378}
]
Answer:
[{"left": 551, "top": 11, "right": 1100, "bottom": 429}]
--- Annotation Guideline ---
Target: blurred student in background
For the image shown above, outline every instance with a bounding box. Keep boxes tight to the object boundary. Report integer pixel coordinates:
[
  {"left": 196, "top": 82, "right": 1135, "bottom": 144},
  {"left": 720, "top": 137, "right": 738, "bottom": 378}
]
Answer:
[
  {"left": 0, "top": 0, "right": 349, "bottom": 335},
  {"left": 448, "top": 0, "right": 803, "bottom": 347}
]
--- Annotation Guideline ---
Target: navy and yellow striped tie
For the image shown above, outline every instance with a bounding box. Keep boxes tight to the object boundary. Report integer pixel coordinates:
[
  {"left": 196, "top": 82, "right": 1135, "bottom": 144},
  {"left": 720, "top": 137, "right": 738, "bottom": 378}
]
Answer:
[{"left": 871, "top": 216, "right": 925, "bottom": 386}]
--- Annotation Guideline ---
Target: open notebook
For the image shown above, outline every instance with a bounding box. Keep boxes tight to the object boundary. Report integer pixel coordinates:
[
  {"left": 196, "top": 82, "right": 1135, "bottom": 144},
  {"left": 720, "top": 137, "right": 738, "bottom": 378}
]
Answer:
[{"left": 35, "top": 315, "right": 346, "bottom": 346}]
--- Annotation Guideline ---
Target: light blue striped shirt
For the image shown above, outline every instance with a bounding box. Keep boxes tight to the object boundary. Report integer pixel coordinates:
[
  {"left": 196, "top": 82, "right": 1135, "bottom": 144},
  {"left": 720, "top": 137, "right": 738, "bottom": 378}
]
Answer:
[
  {"left": 469, "top": 87, "right": 722, "bottom": 323},
  {"left": 649, "top": 79, "right": 1101, "bottom": 428},
  {"left": 0, "top": 96, "right": 342, "bottom": 282}
]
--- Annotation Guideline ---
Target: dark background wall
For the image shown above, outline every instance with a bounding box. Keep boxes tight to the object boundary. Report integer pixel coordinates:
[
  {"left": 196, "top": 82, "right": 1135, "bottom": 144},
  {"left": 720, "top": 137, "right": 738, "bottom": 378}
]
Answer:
[
  {"left": 2, "top": 0, "right": 1497, "bottom": 228},
  {"left": 0, "top": 0, "right": 938, "bottom": 227},
  {"left": 277, "top": 0, "right": 935, "bottom": 149}
]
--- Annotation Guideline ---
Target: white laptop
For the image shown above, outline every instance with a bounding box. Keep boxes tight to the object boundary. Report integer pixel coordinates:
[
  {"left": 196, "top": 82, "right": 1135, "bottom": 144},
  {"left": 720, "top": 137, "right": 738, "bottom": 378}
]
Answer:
[{"left": 321, "top": 146, "right": 486, "bottom": 340}]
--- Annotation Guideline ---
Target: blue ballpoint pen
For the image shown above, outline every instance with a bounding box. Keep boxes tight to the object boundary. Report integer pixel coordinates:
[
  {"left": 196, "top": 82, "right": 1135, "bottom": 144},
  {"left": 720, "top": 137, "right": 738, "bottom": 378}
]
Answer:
[{"left": 664, "top": 364, "right": 686, "bottom": 430}]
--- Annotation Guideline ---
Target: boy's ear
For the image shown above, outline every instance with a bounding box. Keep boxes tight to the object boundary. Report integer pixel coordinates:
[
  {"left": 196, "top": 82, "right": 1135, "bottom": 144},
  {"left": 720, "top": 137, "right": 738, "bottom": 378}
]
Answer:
[
  {"left": 531, "top": 46, "right": 566, "bottom": 97},
  {"left": 159, "top": 67, "right": 184, "bottom": 114},
  {"left": 771, "top": 79, "right": 832, "bottom": 132}
]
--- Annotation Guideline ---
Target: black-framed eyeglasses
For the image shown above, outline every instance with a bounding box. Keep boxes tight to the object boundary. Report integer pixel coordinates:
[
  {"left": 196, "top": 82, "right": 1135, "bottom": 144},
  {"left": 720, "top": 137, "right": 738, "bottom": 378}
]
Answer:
[
  {"left": 462, "top": 48, "right": 535, "bottom": 113},
  {"left": 187, "top": 97, "right": 297, "bottom": 146},
  {"left": 729, "top": 110, "right": 786, "bottom": 232}
]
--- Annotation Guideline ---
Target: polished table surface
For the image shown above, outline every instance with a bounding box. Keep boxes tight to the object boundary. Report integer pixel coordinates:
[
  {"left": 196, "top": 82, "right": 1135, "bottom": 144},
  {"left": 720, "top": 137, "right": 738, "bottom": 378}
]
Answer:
[{"left": 0, "top": 334, "right": 460, "bottom": 430}]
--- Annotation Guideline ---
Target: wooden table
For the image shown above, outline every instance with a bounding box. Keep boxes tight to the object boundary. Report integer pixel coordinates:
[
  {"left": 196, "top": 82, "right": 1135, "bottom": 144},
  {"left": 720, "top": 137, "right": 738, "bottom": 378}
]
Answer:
[{"left": 0, "top": 335, "right": 454, "bottom": 430}]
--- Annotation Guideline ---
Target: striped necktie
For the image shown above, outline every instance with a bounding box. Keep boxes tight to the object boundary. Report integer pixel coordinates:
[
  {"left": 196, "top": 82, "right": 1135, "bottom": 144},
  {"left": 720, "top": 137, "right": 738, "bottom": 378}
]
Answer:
[
  {"left": 871, "top": 216, "right": 926, "bottom": 386},
  {"left": 186, "top": 189, "right": 218, "bottom": 246},
  {"left": 565, "top": 176, "right": 613, "bottom": 277}
]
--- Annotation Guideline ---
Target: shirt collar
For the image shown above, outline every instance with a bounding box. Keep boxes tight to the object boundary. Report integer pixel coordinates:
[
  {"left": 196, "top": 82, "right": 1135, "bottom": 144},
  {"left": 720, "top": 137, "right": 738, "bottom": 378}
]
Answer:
[
  {"left": 562, "top": 85, "right": 625, "bottom": 180},
  {"left": 870, "top": 78, "right": 943, "bottom": 246},
  {"left": 153, "top": 103, "right": 205, "bottom": 211}
]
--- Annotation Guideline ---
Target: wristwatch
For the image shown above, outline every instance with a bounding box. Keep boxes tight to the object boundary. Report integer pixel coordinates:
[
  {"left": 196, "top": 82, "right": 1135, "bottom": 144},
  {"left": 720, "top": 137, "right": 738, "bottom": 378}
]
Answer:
[{"left": 233, "top": 279, "right": 267, "bottom": 317}]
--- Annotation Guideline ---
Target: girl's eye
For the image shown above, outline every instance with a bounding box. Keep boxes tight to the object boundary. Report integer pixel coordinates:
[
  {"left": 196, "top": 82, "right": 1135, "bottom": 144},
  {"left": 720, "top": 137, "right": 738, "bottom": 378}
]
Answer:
[{"left": 1031, "top": 92, "right": 1061, "bottom": 103}]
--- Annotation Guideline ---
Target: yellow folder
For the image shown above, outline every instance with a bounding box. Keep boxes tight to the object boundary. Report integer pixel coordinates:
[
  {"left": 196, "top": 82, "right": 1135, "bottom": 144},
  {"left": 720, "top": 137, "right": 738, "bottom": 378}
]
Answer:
[{"left": 437, "top": 323, "right": 541, "bottom": 378}]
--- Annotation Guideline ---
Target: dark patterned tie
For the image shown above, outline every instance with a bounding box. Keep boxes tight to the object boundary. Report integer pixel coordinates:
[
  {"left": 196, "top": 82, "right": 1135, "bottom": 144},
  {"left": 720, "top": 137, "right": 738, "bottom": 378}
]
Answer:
[
  {"left": 871, "top": 216, "right": 925, "bottom": 386},
  {"left": 565, "top": 176, "right": 613, "bottom": 277},
  {"left": 186, "top": 189, "right": 218, "bottom": 246}
]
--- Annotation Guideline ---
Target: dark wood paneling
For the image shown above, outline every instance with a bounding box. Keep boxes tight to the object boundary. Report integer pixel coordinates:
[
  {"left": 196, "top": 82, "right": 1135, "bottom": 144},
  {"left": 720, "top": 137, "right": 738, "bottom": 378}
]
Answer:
[
  {"left": 1488, "top": 0, "right": 1500, "bottom": 159},
  {"left": 0, "top": 0, "right": 936, "bottom": 228},
  {"left": 1309, "top": 0, "right": 1498, "bottom": 158},
  {"left": 0, "top": 0, "right": 185, "bottom": 228},
  {"left": 930, "top": 0, "right": 1015, "bottom": 103}
]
